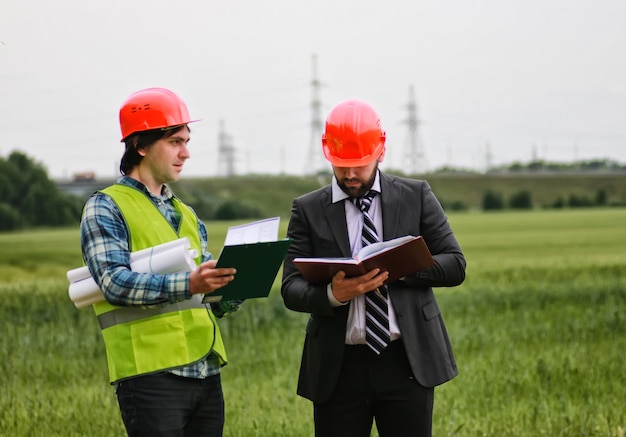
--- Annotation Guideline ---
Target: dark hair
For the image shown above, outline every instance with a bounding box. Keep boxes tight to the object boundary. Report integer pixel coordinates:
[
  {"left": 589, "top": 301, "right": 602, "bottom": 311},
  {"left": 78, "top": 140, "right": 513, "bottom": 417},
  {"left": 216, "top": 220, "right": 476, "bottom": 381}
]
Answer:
[{"left": 119, "top": 125, "right": 189, "bottom": 175}]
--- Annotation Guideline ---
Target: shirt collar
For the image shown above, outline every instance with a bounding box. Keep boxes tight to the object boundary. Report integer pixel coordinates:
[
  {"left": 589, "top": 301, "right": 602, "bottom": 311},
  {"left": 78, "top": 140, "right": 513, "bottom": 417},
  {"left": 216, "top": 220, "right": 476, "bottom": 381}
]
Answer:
[
  {"left": 118, "top": 175, "right": 174, "bottom": 201},
  {"left": 331, "top": 170, "right": 381, "bottom": 204}
]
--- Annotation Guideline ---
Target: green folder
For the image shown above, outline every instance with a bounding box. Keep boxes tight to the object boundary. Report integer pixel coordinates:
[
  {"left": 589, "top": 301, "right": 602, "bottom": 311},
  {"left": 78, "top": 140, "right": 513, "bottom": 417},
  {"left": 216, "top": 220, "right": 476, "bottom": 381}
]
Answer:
[{"left": 203, "top": 239, "right": 292, "bottom": 302}]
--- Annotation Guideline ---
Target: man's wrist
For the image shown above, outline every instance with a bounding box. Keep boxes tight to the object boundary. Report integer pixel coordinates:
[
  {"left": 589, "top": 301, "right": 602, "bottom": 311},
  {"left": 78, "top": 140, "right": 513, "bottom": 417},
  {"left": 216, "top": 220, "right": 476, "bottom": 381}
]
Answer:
[{"left": 327, "top": 283, "right": 348, "bottom": 307}]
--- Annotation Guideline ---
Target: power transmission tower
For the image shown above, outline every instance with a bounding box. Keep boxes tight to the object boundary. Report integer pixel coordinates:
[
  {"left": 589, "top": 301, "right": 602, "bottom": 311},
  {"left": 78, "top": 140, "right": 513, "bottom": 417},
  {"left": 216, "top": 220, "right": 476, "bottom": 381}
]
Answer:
[
  {"left": 306, "top": 54, "right": 325, "bottom": 174},
  {"left": 217, "top": 120, "right": 236, "bottom": 177},
  {"left": 485, "top": 141, "right": 493, "bottom": 173},
  {"left": 403, "top": 84, "right": 428, "bottom": 174}
]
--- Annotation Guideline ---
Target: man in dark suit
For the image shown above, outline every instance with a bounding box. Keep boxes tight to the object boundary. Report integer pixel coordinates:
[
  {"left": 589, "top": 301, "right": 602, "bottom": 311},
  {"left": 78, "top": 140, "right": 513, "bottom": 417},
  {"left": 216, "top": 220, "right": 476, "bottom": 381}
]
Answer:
[{"left": 281, "top": 99, "right": 466, "bottom": 437}]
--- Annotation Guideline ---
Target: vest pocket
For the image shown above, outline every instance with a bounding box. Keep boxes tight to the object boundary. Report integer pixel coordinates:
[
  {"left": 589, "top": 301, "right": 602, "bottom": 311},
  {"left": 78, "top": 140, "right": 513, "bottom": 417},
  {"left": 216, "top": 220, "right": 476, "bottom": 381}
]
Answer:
[{"left": 130, "top": 314, "right": 190, "bottom": 373}]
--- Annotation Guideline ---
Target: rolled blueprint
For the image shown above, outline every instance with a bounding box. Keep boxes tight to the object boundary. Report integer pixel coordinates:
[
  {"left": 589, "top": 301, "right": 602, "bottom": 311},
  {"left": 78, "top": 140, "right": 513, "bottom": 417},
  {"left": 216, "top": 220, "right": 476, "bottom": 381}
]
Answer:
[{"left": 67, "top": 238, "right": 198, "bottom": 309}]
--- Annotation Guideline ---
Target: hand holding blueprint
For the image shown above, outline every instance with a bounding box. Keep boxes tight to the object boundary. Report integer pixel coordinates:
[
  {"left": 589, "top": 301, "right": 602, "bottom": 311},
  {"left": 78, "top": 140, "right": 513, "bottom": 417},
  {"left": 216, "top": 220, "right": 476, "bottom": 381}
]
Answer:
[{"left": 67, "top": 238, "right": 198, "bottom": 309}]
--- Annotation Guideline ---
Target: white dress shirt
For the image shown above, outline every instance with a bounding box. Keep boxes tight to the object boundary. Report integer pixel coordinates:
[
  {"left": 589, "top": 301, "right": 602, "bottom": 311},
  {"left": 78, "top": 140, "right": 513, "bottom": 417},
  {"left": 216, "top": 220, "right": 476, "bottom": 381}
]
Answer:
[{"left": 326, "top": 171, "right": 402, "bottom": 345}]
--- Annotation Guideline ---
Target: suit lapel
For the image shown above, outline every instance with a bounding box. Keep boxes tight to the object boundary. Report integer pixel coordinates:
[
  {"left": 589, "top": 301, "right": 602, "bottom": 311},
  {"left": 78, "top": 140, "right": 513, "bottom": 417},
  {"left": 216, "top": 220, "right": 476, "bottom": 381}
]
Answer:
[
  {"left": 380, "top": 172, "right": 402, "bottom": 241},
  {"left": 320, "top": 186, "right": 352, "bottom": 257}
]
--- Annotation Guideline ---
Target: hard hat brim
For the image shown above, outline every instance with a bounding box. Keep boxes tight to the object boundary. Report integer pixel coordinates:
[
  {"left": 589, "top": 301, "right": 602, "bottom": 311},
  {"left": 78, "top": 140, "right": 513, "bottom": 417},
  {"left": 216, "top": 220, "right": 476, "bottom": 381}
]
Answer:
[{"left": 120, "top": 119, "right": 201, "bottom": 142}]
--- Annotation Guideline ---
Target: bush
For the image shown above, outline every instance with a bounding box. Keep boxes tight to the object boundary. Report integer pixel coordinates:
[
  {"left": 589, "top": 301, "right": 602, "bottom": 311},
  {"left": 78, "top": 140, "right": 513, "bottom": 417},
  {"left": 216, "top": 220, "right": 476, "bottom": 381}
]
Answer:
[
  {"left": 0, "top": 151, "right": 83, "bottom": 230},
  {"left": 214, "top": 200, "right": 262, "bottom": 220},
  {"left": 0, "top": 202, "right": 22, "bottom": 231},
  {"left": 439, "top": 198, "right": 468, "bottom": 212},
  {"left": 568, "top": 194, "right": 593, "bottom": 208},
  {"left": 595, "top": 189, "right": 608, "bottom": 206},
  {"left": 509, "top": 190, "right": 533, "bottom": 209},
  {"left": 551, "top": 197, "right": 565, "bottom": 209},
  {"left": 447, "top": 200, "right": 468, "bottom": 211},
  {"left": 482, "top": 190, "right": 504, "bottom": 210},
  {"left": 188, "top": 198, "right": 216, "bottom": 221}
]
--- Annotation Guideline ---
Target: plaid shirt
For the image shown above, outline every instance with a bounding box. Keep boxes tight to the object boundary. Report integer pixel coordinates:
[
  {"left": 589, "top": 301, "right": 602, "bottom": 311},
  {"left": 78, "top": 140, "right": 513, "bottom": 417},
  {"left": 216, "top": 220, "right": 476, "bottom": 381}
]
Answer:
[{"left": 80, "top": 176, "right": 241, "bottom": 379}]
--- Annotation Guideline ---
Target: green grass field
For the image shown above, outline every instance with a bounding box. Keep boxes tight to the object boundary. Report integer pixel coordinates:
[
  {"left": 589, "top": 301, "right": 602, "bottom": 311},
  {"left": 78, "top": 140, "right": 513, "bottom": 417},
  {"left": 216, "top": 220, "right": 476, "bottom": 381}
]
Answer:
[{"left": 1, "top": 209, "right": 625, "bottom": 436}]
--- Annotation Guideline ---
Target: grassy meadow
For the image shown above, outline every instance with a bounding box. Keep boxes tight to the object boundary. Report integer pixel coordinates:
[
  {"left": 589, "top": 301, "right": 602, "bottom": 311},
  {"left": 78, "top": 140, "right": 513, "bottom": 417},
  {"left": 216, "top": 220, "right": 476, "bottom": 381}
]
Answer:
[{"left": 1, "top": 208, "right": 625, "bottom": 436}]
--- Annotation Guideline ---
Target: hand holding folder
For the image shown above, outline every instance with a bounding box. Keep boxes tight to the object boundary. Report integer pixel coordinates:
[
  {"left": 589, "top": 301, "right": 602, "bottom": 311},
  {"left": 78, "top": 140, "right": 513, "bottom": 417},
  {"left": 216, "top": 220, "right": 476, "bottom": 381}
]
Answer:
[{"left": 202, "top": 218, "right": 292, "bottom": 302}]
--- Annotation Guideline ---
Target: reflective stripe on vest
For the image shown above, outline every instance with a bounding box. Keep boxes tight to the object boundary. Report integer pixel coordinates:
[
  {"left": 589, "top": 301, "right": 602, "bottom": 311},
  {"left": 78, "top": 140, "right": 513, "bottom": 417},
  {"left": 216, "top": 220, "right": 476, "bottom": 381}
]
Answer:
[{"left": 97, "top": 294, "right": 206, "bottom": 330}]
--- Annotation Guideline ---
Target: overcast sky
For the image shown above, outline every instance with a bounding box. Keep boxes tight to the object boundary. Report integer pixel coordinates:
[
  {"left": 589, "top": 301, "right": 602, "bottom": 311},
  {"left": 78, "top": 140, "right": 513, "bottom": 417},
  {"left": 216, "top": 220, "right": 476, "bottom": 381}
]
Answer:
[{"left": 2, "top": 0, "right": 625, "bottom": 179}]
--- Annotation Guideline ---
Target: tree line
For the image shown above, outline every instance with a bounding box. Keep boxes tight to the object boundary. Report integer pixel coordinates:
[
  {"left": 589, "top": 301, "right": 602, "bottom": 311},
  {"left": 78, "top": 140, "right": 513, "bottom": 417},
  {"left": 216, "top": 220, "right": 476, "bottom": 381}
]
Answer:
[
  {"left": 0, "top": 151, "right": 83, "bottom": 231},
  {"left": 2, "top": 150, "right": 625, "bottom": 231},
  {"left": 0, "top": 151, "right": 264, "bottom": 232},
  {"left": 431, "top": 158, "right": 626, "bottom": 175},
  {"left": 480, "top": 188, "right": 613, "bottom": 211}
]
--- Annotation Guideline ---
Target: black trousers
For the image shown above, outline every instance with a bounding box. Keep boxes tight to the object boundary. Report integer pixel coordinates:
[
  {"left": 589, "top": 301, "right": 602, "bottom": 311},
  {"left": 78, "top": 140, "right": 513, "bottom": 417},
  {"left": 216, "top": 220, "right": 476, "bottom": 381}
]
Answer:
[
  {"left": 115, "top": 372, "right": 224, "bottom": 437},
  {"left": 314, "top": 340, "right": 434, "bottom": 437}
]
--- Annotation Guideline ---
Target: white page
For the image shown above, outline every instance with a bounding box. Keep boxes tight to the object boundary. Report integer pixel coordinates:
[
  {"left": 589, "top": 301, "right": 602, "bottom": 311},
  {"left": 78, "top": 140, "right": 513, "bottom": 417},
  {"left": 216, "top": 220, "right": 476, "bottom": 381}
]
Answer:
[
  {"left": 223, "top": 217, "right": 280, "bottom": 246},
  {"left": 357, "top": 235, "right": 417, "bottom": 260}
]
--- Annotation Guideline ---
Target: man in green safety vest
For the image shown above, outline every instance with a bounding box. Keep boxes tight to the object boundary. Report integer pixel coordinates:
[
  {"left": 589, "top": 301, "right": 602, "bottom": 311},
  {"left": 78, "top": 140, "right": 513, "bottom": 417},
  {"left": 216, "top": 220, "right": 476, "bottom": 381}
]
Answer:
[{"left": 80, "top": 87, "right": 241, "bottom": 437}]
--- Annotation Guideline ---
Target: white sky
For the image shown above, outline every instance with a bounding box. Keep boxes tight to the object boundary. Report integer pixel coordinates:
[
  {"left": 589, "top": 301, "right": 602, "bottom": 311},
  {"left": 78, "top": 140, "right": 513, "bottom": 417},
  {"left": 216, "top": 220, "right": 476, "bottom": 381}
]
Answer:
[{"left": 2, "top": 0, "right": 625, "bottom": 179}]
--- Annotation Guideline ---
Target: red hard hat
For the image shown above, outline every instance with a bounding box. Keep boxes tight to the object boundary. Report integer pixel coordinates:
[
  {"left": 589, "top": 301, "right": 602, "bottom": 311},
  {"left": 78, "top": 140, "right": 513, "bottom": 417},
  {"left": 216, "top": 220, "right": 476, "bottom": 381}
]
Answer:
[
  {"left": 322, "top": 99, "right": 386, "bottom": 167},
  {"left": 119, "top": 87, "right": 198, "bottom": 141}
]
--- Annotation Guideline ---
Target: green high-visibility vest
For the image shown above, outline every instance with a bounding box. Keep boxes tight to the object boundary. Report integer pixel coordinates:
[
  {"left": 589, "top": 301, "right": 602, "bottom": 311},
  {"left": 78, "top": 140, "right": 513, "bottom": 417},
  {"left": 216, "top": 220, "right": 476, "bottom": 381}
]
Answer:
[{"left": 93, "top": 183, "right": 227, "bottom": 383}]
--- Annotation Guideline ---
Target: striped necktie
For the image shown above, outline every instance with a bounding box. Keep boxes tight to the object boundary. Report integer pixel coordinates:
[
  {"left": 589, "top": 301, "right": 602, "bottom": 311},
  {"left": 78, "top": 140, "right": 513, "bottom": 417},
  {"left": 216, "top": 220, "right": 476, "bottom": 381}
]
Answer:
[{"left": 355, "top": 190, "right": 391, "bottom": 354}]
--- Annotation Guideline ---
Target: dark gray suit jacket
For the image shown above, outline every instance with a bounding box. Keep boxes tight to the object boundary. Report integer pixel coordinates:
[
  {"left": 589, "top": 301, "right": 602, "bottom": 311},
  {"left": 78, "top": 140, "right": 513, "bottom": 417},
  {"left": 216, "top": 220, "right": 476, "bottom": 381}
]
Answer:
[{"left": 281, "top": 172, "right": 466, "bottom": 404}]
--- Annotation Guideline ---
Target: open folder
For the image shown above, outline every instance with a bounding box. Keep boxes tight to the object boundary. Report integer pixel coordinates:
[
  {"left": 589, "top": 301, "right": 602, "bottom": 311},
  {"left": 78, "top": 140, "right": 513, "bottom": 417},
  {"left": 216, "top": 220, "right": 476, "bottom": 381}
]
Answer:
[
  {"left": 203, "top": 217, "right": 291, "bottom": 302},
  {"left": 202, "top": 238, "right": 292, "bottom": 302}
]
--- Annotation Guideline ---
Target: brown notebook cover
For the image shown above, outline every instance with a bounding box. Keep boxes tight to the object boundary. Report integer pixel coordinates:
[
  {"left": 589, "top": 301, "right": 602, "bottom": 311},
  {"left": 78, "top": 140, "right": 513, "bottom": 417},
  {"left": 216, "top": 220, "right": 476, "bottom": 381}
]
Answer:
[{"left": 293, "top": 235, "right": 435, "bottom": 285}]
